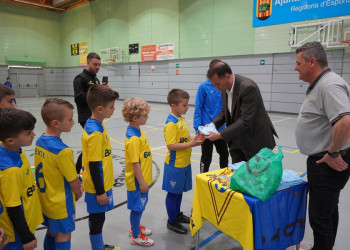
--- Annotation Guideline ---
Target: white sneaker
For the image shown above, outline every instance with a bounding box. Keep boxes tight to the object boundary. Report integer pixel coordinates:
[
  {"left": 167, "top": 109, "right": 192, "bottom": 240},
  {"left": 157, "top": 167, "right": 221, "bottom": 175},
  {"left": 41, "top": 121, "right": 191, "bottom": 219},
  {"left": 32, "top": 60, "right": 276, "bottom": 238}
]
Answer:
[
  {"left": 129, "top": 225, "right": 152, "bottom": 237},
  {"left": 130, "top": 233, "right": 155, "bottom": 246}
]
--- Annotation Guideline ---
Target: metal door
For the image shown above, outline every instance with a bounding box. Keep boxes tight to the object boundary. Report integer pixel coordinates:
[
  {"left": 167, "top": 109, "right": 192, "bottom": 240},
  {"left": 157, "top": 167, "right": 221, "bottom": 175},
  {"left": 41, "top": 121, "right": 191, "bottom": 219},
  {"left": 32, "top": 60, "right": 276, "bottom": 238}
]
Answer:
[
  {"left": 9, "top": 67, "right": 41, "bottom": 98},
  {"left": 17, "top": 73, "right": 39, "bottom": 97}
]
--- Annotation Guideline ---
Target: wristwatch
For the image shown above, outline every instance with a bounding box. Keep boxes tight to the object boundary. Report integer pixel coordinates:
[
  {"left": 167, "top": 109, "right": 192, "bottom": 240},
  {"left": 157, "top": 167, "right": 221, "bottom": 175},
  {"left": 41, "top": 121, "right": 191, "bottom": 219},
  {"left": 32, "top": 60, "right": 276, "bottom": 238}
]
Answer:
[{"left": 327, "top": 151, "right": 340, "bottom": 158}]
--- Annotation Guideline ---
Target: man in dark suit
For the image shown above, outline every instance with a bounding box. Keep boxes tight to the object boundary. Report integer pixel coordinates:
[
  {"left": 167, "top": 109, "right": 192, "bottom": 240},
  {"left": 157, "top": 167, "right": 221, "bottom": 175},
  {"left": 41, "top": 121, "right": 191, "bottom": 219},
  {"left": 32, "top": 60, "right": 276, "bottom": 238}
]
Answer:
[{"left": 205, "top": 61, "right": 277, "bottom": 162}]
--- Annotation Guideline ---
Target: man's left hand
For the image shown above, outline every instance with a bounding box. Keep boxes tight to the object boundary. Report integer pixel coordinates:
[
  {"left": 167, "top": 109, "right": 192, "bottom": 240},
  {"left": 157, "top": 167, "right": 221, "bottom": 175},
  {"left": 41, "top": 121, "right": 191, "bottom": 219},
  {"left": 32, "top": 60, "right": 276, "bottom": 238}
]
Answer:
[
  {"left": 101, "top": 81, "right": 109, "bottom": 87},
  {"left": 205, "top": 131, "right": 222, "bottom": 141},
  {"left": 316, "top": 154, "right": 348, "bottom": 172}
]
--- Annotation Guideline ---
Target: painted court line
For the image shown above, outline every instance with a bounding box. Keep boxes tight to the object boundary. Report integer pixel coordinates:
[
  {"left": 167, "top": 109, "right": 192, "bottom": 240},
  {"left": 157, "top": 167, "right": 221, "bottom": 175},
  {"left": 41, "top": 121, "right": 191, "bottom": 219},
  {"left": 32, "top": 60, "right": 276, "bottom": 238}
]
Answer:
[
  {"left": 272, "top": 118, "right": 294, "bottom": 123},
  {"left": 190, "top": 230, "right": 222, "bottom": 250}
]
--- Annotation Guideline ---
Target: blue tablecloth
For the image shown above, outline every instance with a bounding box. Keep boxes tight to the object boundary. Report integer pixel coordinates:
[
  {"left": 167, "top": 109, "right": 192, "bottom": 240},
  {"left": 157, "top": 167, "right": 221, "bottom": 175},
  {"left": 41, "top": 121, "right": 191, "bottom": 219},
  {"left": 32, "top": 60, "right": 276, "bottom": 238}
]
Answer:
[{"left": 244, "top": 182, "right": 308, "bottom": 250}]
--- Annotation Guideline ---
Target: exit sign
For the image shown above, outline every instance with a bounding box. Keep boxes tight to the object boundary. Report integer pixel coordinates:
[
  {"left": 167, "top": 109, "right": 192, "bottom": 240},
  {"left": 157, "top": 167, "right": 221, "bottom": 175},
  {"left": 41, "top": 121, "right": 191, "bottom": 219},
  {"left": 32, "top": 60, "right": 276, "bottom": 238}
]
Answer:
[{"left": 260, "top": 59, "right": 265, "bottom": 65}]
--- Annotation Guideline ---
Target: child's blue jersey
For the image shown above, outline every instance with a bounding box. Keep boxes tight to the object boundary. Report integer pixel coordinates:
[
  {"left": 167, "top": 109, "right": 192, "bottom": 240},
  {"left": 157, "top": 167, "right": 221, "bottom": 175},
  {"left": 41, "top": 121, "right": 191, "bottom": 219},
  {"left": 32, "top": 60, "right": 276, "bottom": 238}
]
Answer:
[
  {"left": 124, "top": 126, "right": 152, "bottom": 191},
  {"left": 163, "top": 114, "right": 191, "bottom": 168},
  {"left": 35, "top": 134, "right": 77, "bottom": 220}
]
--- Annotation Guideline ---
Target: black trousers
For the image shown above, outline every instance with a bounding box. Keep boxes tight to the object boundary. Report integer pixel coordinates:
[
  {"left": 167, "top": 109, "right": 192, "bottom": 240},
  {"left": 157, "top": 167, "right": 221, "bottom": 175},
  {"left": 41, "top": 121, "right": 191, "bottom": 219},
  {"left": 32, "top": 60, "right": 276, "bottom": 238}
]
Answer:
[
  {"left": 76, "top": 121, "right": 86, "bottom": 174},
  {"left": 307, "top": 152, "right": 350, "bottom": 250},
  {"left": 200, "top": 139, "right": 229, "bottom": 173}
]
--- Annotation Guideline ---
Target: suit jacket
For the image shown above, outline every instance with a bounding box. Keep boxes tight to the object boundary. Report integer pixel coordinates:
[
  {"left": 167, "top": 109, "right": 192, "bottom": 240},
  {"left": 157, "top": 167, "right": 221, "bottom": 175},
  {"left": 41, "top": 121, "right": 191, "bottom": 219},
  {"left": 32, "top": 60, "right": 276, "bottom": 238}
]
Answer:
[{"left": 213, "top": 74, "right": 277, "bottom": 160}]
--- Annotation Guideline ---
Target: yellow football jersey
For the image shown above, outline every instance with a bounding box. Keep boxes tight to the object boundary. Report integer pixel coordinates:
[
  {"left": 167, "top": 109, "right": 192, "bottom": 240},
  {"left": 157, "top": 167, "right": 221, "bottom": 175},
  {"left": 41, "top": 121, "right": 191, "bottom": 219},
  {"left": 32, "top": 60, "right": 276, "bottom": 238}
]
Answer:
[
  {"left": 125, "top": 126, "right": 152, "bottom": 191},
  {"left": 82, "top": 119, "right": 115, "bottom": 193},
  {"left": 0, "top": 146, "right": 43, "bottom": 242},
  {"left": 164, "top": 114, "right": 192, "bottom": 168},
  {"left": 35, "top": 135, "right": 77, "bottom": 219}
]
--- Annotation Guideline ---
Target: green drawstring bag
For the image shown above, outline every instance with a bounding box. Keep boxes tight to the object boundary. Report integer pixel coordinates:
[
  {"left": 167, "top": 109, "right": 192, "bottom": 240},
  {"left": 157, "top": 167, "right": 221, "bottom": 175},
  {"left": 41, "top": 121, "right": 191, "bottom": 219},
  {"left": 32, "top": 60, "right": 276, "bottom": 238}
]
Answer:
[{"left": 230, "top": 147, "right": 283, "bottom": 202}]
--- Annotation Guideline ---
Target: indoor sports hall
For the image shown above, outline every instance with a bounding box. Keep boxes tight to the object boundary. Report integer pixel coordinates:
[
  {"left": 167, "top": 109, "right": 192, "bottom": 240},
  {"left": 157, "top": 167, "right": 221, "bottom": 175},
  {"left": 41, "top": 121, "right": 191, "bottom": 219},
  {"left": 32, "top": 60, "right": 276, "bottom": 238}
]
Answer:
[{"left": 0, "top": 1, "right": 350, "bottom": 250}]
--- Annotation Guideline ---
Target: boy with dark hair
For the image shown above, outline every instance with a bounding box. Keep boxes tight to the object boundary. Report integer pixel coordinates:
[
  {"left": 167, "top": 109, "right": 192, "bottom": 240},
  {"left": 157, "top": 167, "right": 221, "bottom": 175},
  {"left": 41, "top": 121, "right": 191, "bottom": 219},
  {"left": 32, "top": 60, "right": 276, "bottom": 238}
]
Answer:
[
  {"left": 35, "top": 98, "right": 84, "bottom": 250},
  {"left": 163, "top": 89, "right": 204, "bottom": 234},
  {"left": 82, "top": 85, "right": 120, "bottom": 250},
  {"left": 122, "top": 97, "right": 154, "bottom": 246},
  {"left": 0, "top": 108, "right": 43, "bottom": 249},
  {"left": 0, "top": 84, "right": 16, "bottom": 248},
  {"left": 0, "top": 84, "right": 15, "bottom": 108}
]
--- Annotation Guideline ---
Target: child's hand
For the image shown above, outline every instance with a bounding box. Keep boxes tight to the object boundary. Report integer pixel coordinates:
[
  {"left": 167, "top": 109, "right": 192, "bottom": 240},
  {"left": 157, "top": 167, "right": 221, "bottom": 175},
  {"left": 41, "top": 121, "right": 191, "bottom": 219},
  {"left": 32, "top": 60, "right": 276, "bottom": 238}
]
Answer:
[
  {"left": 0, "top": 228, "right": 9, "bottom": 249},
  {"left": 96, "top": 193, "right": 107, "bottom": 205},
  {"left": 75, "top": 186, "right": 84, "bottom": 201},
  {"left": 139, "top": 182, "right": 149, "bottom": 193},
  {"left": 191, "top": 133, "right": 205, "bottom": 146},
  {"left": 23, "top": 239, "right": 37, "bottom": 250}
]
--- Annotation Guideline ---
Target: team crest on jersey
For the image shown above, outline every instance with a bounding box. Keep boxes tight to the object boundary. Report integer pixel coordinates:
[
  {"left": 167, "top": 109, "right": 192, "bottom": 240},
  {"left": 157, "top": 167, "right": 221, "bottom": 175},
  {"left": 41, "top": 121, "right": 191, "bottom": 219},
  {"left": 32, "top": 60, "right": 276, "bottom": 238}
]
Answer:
[
  {"left": 170, "top": 181, "right": 176, "bottom": 189},
  {"left": 140, "top": 198, "right": 147, "bottom": 207}
]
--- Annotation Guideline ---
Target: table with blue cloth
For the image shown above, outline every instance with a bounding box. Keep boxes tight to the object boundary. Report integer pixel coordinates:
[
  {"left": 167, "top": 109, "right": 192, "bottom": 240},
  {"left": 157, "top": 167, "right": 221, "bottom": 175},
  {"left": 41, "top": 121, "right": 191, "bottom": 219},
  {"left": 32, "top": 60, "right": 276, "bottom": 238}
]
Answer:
[{"left": 190, "top": 168, "right": 309, "bottom": 250}]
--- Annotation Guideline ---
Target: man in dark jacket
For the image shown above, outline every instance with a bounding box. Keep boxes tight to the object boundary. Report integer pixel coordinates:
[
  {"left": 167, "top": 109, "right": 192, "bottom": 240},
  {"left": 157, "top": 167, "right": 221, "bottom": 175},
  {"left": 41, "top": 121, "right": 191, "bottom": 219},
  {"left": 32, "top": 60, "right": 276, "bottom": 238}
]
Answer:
[
  {"left": 206, "top": 61, "right": 277, "bottom": 162},
  {"left": 73, "top": 52, "right": 108, "bottom": 173},
  {"left": 73, "top": 52, "right": 108, "bottom": 128}
]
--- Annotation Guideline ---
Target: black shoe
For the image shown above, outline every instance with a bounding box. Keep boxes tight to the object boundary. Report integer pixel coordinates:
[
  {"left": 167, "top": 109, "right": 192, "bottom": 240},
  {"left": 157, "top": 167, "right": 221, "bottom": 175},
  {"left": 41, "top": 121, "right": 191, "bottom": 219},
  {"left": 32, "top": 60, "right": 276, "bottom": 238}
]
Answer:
[
  {"left": 167, "top": 220, "right": 188, "bottom": 234},
  {"left": 104, "top": 244, "right": 121, "bottom": 250},
  {"left": 176, "top": 212, "right": 190, "bottom": 224}
]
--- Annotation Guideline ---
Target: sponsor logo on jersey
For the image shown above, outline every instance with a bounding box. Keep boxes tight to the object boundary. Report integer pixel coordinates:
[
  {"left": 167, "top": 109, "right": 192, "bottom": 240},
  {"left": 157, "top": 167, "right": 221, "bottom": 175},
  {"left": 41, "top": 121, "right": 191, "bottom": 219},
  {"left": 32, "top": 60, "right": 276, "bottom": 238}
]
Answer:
[
  {"left": 27, "top": 184, "right": 36, "bottom": 197},
  {"left": 105, "top": 149, "right": 112, "bottom": 157},
  {"left": 180, "top": 137, "right": 188, "bottom": 143},
  {"left": 144, "top": 151, "right": 151, "bottom": 158}
]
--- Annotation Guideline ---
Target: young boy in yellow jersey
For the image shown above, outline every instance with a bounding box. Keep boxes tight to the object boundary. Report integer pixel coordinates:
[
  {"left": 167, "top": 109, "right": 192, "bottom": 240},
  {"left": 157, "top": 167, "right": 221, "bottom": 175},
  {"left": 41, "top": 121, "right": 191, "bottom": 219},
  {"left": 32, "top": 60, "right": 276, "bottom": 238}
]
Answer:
[
  {"left": 34, "top": 98, "right": 84, "bottom": 250},
  {"left": 122, "top": 97, "right": 154, "bottom": 247},
  {"left": 0, "top": 84, "right": 16, "bottom": 108},
  {"left": 163, "top": 89, "right": 204, "bottom": 234},
  {"left": 0, "top": 82, "right": 16, "bottom": 250},
  {"left": 0, "top": 108, "right": 43, "bottom": 249},
  {"left": 82, "top": 85, "right": 120, "bottom": 250}
]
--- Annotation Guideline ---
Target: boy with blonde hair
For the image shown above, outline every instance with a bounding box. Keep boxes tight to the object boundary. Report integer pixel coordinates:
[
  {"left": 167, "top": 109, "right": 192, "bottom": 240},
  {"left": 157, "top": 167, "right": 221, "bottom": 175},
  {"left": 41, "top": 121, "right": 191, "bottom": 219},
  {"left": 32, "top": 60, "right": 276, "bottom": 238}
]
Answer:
[
  {"left": 82, "top": 85, "right": 120, "bottom": 250},
  {"left": 163, "top": 89, "right": 204, "bottom": 234},
  {"left": 0, "top": 108, "right": 43, "bottom": 249},
  {"left": 34, "top": 98, "right": 83, "bottom": 250},
  {"left": 122, "top": 97, "right": 154, "bottom": 246}
]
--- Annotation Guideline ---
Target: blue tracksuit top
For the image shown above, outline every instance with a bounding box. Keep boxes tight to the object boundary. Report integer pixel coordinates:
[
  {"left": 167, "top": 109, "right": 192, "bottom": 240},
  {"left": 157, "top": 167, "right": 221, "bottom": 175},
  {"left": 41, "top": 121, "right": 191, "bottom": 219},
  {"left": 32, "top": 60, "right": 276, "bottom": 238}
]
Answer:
[
  {"left": 4, "top": 81, "right": 12, "bottom": 88},
  {"left": 193, "top": 79, "right": 225, "bottom": 133}
]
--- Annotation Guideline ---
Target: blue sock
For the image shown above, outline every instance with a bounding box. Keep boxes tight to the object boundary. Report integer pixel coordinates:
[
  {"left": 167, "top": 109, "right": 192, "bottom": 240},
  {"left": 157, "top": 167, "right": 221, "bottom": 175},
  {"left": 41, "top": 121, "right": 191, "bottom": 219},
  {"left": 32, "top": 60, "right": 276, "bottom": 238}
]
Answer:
[
  {"left": 55, "top": 240, "right": 71, "bottom": 250},
  {"left": 130, "top": 210, "right": 143, "bottom": 238},
  {"left": 44, "top": 234, "right": 56, "bottom": 250},
  {"left": 166, "top": 192, "right": 178, "bottom": 223},
  {"left": 175, "top": 193, "right": 183, "bottom": 216},
  {"left": 89, "top": 233, "right": 104, "bottom": 250}
]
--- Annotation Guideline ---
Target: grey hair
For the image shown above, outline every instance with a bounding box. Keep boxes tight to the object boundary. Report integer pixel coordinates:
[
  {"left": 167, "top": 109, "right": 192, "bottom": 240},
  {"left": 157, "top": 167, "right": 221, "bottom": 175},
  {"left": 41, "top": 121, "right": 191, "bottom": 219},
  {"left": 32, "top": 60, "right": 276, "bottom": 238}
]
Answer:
[{"left": 296, "top": 41, "right": 328, "bottom": 68}]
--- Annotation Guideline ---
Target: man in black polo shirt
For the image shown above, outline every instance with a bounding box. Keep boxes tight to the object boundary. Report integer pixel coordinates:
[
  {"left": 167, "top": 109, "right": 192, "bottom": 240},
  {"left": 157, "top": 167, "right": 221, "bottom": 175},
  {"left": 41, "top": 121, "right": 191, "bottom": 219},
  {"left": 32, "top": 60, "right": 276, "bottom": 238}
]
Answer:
[{"left": 73, "top": 52, "right": 108, "bottom": 174}]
